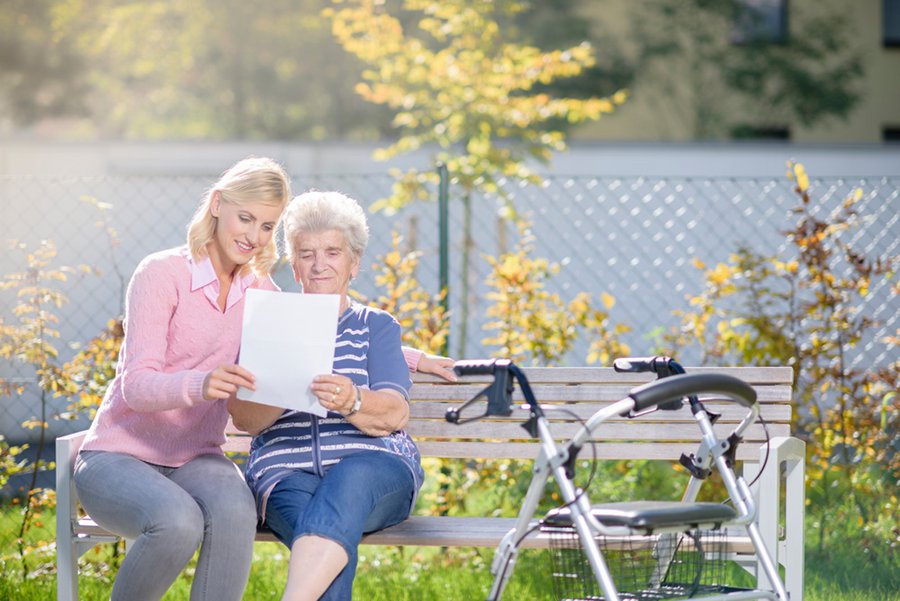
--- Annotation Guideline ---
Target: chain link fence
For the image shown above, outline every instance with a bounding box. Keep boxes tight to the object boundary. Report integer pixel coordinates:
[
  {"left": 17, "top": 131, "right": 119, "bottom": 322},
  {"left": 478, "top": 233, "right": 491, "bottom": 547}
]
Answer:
[{"left": 1, "top": 171, "right": 897, "bottom": 451}]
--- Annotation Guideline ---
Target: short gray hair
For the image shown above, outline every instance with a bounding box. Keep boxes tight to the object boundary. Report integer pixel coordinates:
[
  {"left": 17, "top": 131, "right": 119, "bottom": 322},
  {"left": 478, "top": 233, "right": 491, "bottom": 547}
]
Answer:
[{"left": 283, "top": 190, "right": 369, "bottom": 260}]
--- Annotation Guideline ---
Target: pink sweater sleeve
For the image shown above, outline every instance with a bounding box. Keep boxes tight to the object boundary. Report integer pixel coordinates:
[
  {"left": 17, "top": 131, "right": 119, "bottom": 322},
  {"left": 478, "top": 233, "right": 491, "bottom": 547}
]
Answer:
[
  {"left": 118, "top": 258, "right": 208, "bottom": 412},
  {"left": 402, "top": 346, "right": 423, "bottom": 372}
]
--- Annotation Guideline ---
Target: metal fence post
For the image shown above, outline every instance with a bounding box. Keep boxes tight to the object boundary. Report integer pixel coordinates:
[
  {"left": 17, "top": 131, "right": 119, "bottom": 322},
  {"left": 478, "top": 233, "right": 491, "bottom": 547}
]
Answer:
[{"left": 437, "top": 163, "right": 449, "bottom": 357}]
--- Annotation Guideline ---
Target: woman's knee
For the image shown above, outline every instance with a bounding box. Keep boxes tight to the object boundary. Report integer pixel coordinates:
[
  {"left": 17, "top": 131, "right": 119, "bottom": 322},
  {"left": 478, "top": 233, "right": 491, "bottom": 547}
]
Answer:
[
  {"left": 124, "top": 499, "right": 205, "bottom": 559},
  {"left": 326, "top": 453, "right": 414, "bottom": 501},
  {"left": 200, "top": 487, "right": 257, "bottom": 534},
  {"left": 173, "top": 455, "right": 257, "bottom": 528}
]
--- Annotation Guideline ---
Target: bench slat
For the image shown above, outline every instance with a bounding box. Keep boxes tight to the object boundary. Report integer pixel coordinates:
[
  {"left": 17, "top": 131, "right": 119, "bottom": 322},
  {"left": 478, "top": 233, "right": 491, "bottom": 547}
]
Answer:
[
  {"left": 413, "top": 440, "right": 776, "bottom": 461},
  {"left": 407, "top": 401, "right": 793, "bottom": 423},
  {"left": 407, "top": 420, "right": 782, "bottom": 442},
  {"left": 412, "top": 366, "right": 792, "bottom": 385},
  {"left": 225, "top": 424, "right": 792, "bottom": 454},
  {"left": 226, "top": 438, "right": 786, "bottom": 461},
  {"left": 75, "top": 516, "right": 758, "bottom": 554},
  {"left": 410, "top": 383, "right": 792, "bottom": 403}
]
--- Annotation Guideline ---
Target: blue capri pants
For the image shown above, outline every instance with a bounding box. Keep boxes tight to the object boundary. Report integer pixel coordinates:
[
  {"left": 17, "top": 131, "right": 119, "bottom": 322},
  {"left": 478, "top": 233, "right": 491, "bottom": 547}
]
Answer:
[{"left": 264, "top": 451, "right": 416, "bottom": 601}]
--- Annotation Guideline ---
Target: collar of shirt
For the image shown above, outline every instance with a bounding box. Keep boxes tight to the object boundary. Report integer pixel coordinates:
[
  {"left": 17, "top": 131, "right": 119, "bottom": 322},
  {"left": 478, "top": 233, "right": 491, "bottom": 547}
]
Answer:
[{"left": 188, "top": 251, "right": 255, "bottom": 312}]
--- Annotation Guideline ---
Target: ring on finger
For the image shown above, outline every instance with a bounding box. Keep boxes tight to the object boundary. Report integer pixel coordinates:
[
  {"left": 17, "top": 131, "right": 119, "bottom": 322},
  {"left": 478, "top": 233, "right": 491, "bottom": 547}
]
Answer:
[
  {"left": 336, "top": 386, "right": 341, "bottom": 395},
  {"left": 331, "top": 394, "right": 336, "bottom": 402}
]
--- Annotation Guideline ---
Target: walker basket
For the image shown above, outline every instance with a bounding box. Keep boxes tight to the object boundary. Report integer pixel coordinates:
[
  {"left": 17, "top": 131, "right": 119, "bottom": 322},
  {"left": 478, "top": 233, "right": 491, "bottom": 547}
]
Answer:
[{"left": 542, "top": 524, "right": 748, "bottom": 601}]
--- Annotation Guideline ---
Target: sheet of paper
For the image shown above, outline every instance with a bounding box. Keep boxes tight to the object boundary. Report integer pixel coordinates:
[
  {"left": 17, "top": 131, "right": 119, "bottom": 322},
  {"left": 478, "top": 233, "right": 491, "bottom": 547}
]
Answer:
[{"left": 237, "top": 289, "right": 340, "bottom": 416}]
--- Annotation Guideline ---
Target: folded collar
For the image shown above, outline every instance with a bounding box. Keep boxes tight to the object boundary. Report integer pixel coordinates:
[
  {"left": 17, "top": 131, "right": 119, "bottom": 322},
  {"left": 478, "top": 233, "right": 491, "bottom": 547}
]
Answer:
[{"left": 188, "top": 251, "right": 255, "bottom": 312}]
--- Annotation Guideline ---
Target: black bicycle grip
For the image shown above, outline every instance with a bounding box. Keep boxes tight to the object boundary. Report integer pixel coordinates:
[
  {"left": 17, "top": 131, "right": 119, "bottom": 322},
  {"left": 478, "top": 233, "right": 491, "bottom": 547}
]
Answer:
[
  {"left": 453, "top": 358, "right": 511, "bottom": 376},
  {"left": 626, "top": 373, "right": 756, "bottom": 414},
  {"left": 613, "top": 356, "right": 665, "bottom": 373}
]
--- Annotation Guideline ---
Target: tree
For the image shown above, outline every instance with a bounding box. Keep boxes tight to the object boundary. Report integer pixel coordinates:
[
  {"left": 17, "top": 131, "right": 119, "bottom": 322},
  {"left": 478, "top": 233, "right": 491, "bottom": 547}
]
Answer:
[
  {"left": 626, "top": 0, "right": 863, "bottom": 138},
  {"left": 327, "top": 0, "right": 626, "bottom": 355},
  {"left": 27, "top": 0, "right": 392, "bottom": 139},
  {"left": 510, "top": 0, "right": 636, "bottom": 105},
  {"left": 0, "top": 0, "right": 90, "bottom": 129},
  {"left": 2, "top": 0, "right": 863, "bottom": 142}
]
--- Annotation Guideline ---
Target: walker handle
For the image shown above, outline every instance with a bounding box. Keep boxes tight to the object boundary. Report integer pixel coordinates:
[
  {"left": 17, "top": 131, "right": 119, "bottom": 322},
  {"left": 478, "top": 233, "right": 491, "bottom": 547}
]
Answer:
[
  {"left": 453, "top": 358, "right": 512, "bottom": 376},
  {"left": 625, "top": 373, "right": 756, "bottom": 415}
]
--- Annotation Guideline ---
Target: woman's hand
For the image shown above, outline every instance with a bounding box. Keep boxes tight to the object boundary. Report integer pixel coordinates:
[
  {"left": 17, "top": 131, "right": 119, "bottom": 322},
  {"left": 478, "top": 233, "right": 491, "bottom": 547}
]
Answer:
[
  {"left": 312, "top": 375, "right": 408, "bottom": 434},
  {"left": 203, "top": 364, "right": 255, "bottom": 401},
  {"left": 416, "top": 354, "right": 457, "bottom": 382},
  {"left": 312, "top": 374, "right": 357, "bottom": 416}
]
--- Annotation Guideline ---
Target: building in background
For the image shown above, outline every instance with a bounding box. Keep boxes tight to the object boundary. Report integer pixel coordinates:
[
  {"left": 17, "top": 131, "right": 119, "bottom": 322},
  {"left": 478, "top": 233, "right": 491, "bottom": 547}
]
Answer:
[{"left": 572, "top": 0, "right": 900, "bottom": 144}]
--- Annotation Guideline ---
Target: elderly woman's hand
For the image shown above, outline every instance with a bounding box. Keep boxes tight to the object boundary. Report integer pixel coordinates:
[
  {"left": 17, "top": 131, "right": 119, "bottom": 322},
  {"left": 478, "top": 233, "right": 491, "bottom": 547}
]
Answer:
[
  {"left": 312, "top": 374, "right": 357, "bottom": 416},
  {"left": 417, "top": 354, "right": 457, "bottom": 382},
  {"left": 312, "top": 374, "right": 409, "bottom": 434}
]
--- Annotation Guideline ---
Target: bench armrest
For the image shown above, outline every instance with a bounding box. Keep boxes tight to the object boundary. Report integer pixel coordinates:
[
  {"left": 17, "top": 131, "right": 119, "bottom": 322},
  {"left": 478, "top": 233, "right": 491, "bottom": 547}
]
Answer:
[
  {"left": 749, "top": 435, "right": 805, "bottom": 600},
  {"left": 56, "top": 430, "right": 89, "bottom": 601},
  {"left": 56, "top": 431, "right": 89, "bottom": 531}
]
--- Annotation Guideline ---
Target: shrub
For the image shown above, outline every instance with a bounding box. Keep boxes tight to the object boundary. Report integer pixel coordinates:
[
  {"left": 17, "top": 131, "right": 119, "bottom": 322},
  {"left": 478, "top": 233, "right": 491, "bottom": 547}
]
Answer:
[{"left": 665, "top": 161, "right": 898, "bottom": 554}]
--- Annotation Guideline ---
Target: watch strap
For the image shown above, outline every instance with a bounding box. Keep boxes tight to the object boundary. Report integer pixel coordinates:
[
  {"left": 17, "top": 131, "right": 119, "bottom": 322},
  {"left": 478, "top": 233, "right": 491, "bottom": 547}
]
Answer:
[{"left": 347, "top": 385, "right": 362, "bottom": 417}]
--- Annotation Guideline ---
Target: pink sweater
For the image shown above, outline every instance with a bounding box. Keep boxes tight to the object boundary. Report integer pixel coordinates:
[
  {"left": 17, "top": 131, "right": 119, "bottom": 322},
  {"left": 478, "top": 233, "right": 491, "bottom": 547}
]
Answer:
[
  {"left": 80, "top": 247, "right": 276, "bottom": 466},
  {"left": 80, "top": 246, "right": 423, "bottom": 467}
]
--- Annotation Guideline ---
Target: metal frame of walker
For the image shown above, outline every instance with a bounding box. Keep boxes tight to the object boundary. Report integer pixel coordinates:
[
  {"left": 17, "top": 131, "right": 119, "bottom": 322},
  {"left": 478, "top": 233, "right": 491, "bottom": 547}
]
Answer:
[{"left": 446, "top": 357, "right": 790, "bottom": 601}]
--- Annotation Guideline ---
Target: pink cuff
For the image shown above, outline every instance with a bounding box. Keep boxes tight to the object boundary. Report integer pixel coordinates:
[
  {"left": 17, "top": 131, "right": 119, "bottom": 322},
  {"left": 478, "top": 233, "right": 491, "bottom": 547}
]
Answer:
[
  {"left": 402, "top": 347, "right": 423, "bottom": 372},
  {"left": 184, "top": 371, "right": 208, "bottom": 405}
]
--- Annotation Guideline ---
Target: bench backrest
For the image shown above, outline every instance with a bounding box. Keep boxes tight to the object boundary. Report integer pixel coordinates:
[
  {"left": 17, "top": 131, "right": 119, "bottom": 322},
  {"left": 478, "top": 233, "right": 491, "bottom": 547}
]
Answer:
[{"left": 224, "top": 366, "right": 793, "bottom": 462}]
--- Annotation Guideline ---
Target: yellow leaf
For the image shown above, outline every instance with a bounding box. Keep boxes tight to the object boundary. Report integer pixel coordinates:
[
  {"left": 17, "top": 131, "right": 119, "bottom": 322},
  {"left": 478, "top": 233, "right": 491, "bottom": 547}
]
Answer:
[
  {"left": 793, "top": 163, "right": 809, "bottom": 192},
  {"left": 708, "top": 263, "right": 732, "bottom": 286},
  {"left": 600, "top": 292, "right": 615, "bottom": 310}
]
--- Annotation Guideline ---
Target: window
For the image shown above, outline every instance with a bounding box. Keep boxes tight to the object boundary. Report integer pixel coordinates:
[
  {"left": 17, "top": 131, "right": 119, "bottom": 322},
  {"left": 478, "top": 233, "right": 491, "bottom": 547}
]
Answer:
[
  {"left": 883, "top": 127, "right": 900, "bottom": 142},
  {"left": 731, "top": 125, "right": 791, "bottom": 140},
  {"left": 731, "top": 0, "right": 789, "bottom": 45},
  {"left": 885, "top": 0, "right": 900, "bottom": 47}
]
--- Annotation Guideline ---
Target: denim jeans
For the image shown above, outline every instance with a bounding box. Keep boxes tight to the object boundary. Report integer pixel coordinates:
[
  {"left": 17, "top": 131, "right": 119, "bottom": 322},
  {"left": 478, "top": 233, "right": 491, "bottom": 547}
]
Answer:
[
  {"left": 74, "top": 450, "right": 257, "bottom": 601},
  {"left": 264, "top": 451, "right": 416, "bottom": 601}
]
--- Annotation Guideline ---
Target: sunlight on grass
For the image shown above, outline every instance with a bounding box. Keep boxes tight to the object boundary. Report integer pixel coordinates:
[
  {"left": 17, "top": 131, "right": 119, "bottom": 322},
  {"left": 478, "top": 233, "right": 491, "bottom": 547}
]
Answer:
[{"left": 1, "top": 503, "right": 897, "bottom": 600}]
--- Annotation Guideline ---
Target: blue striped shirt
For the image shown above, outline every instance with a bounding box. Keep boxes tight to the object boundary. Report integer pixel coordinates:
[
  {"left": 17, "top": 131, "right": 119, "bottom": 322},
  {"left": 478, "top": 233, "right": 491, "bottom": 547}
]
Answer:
[{"left": 245, "top": 302, "right": 423, "bottom": 520}]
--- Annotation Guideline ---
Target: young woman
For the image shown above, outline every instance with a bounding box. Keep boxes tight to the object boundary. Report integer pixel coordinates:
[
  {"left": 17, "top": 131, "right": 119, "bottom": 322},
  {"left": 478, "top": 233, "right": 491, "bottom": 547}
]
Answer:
[{"left": 73, "top": 157, "right": 291, "bottom": 601}]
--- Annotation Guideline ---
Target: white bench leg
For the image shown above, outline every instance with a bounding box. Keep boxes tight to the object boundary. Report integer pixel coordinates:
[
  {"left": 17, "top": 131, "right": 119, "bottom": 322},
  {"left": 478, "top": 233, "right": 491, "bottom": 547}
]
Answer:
[
  {"left": 750, "top": 436, "right": 805, "bottom": 600},
  {"left": 56, "top": 436, "right": 79, "bottom": 601},
  {"left": 55, "top": 535, "right": 78, "bottom": 601},
  {"left": 782, "top": 437, "right": 805, "bottom": 600}
]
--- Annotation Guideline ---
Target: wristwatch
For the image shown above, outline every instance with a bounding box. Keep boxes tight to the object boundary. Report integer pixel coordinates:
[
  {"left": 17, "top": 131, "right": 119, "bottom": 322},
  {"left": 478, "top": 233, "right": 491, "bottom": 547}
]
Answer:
[{"left": 347, "top": 385, "right": 363, "bottom": 417}]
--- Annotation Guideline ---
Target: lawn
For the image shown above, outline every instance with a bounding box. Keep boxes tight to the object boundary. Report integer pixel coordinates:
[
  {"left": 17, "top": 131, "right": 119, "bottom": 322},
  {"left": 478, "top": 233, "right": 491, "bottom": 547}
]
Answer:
[{"left": 1, "top": 504, "right": 897, "bottom": 600}]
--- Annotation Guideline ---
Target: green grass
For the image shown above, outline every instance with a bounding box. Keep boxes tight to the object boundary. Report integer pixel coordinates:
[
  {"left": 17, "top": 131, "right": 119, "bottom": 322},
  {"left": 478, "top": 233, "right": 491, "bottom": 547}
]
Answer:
[{"left": 2, "top": 503, "right": 898, "bottom": 600}]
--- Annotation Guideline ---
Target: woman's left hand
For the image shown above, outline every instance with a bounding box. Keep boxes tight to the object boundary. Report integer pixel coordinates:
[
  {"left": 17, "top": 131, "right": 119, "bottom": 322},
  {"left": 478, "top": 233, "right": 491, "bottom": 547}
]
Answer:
[
  {"left": 417, "top": 354, "right": 457, "bottom": 382},
  {"left": 312, "top": 374, "right": 356, "bottom": 416}
]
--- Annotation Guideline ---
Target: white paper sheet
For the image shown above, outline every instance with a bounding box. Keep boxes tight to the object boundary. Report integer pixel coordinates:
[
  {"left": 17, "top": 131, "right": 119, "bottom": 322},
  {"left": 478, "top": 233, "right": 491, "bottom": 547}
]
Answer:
[{"left": 236, "top": 289, "right": 340, "bottom": 416}]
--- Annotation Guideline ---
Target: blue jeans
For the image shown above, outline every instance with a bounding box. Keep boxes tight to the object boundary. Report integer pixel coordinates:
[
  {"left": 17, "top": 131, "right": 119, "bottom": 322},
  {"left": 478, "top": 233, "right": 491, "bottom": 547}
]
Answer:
[
  {"left": 74, "top": 451, "right": 257, "bottom": 601},
  {"left": 264, "top": 451, "right": 416, "bottom": 601}
]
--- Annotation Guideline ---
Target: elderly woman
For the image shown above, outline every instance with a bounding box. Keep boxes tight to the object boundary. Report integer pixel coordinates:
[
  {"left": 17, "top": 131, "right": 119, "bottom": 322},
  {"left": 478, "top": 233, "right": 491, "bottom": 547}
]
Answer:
[{"left": 228, "top": 190, "right": 432, "bottom": 601}]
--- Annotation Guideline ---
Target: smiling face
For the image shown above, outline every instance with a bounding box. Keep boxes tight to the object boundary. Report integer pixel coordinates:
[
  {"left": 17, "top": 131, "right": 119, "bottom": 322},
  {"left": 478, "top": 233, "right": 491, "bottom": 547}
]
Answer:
[
  {"left": 291, "top": 229, "right": 360, "bottom": 301},
  {"left": 207, "top": 195, "right": 283, "bottom": 276}
]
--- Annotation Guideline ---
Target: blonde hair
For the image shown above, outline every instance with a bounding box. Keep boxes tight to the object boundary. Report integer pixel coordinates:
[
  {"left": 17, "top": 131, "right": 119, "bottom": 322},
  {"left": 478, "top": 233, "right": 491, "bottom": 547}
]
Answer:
[
  {"left": 283, "top": 190, "right": 369, "bottom": 262},
  {"left": 187, "top": 157, "right": 291, "bottom": 276}
]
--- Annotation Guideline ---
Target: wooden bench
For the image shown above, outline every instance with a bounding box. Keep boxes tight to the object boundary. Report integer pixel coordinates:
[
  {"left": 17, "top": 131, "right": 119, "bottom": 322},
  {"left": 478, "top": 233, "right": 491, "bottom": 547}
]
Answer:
[{"left": 56, "top": 366, "right": 804, "bottom": 600}]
